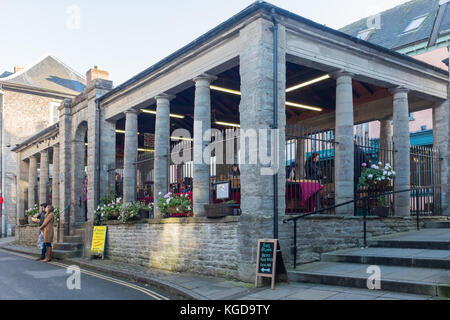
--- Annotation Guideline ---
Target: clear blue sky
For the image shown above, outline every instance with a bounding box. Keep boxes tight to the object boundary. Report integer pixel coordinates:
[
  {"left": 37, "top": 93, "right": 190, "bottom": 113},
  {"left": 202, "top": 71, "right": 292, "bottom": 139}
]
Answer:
[{"left": 0, "top": 0, "right": 408, "bottom": 86}]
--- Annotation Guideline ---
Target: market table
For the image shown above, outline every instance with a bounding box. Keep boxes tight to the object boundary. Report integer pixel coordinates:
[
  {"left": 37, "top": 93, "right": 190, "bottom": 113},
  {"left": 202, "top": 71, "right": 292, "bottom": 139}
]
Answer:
[{"left": 286, "top": 180, "right": 323, "bottom": 213}]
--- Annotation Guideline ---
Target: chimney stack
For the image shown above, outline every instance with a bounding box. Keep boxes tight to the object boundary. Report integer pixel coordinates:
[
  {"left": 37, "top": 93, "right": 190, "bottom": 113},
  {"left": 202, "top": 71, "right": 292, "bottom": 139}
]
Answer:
[
  {"left": 86, "top": 66, "right": 109, "bottom": 87},
  {"left": 14, "top": 66, "right": 24, "bottom": 73}
]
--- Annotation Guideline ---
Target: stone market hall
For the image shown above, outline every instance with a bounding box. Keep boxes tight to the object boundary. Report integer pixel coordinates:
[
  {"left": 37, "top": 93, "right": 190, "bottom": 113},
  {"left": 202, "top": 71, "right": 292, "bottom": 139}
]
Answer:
[{"left": 12, "top": 2, "right": 449, "bottom": 282}]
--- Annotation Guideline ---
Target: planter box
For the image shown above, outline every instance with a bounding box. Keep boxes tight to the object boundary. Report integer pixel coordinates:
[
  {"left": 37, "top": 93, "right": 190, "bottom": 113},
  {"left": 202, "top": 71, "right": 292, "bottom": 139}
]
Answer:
[
  {"left": 204, "top": 203, "right": 234, "bottom": 218},
  {"left": 370, "top": 206, "right": 390, "bottom": 218},
  {"left": 138, "top": 209, "right": 150, "bottom": 219}
]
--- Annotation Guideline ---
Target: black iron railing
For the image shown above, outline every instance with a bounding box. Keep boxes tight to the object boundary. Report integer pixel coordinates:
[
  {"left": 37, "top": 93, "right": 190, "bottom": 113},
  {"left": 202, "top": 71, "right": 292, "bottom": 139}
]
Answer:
[{"left": 283, "top": 185, "right": 443, "bottom": 269}]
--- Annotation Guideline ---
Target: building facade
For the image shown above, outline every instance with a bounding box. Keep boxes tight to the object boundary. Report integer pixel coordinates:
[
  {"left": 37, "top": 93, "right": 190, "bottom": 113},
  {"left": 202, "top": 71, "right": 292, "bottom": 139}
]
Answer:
[
  {"left": 0, "top": 56, "right": 85, "bottom": 236},
  {"left": 12, "top": 2, "right": 450, "bottom": 282}
]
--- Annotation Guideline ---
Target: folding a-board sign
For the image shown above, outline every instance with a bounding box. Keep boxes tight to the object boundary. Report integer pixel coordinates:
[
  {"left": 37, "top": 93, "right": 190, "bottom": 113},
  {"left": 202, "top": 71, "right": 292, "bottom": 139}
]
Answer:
[
  {"left": 90, "top": 226, "right": 107, "bottom": 259},
  {"left": 255, "top": 239, "right": 289, "bottom": 289}
]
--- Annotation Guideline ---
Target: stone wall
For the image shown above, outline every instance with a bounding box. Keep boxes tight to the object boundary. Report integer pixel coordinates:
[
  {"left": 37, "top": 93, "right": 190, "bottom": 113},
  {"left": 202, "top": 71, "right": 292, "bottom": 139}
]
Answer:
[
  {"left": 15, "top": 224, "right": 59, "bottom": 247},
  {"left": 2, "top": 89, "right": 64, "bottom": 232},
  {"left": 97, "top": 215, "right": 450, "bottom": 283},
  {"left": 104, "top": 217, "right": 240, "bottom": 280},
  {"left": 287, "top": 216, "right": 450, "bottom": 265}
]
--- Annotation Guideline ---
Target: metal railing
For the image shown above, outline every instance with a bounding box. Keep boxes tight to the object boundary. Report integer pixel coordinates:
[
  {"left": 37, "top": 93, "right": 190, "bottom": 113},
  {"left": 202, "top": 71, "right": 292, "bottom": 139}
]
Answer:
[{"left": 283, "top": 185, "right": 442, "bottom": 269}]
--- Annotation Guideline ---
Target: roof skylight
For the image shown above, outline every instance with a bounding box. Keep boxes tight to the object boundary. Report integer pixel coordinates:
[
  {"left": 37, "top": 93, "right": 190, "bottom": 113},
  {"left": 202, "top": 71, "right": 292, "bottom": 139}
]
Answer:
[{"left": 403, "top": 15, "right": 427, "bottom": 33}]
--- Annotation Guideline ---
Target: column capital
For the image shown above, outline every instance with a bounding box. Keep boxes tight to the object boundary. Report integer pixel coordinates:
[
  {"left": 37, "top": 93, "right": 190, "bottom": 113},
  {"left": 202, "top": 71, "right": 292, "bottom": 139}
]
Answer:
[
  {"left": 193, "top": 73, "right": 218, "bottom": 85},
  {"left": 389, "top": 86, "right": 410, "bottom": 95},
  {"left": 124, "top": 108, "right": 140, "bottom": 115},
  {"left": 155, "top": 93, "right": 176, "bottom": 102},
  {"left": 330, "top": 70, "right": 354, "bottom": 80}
]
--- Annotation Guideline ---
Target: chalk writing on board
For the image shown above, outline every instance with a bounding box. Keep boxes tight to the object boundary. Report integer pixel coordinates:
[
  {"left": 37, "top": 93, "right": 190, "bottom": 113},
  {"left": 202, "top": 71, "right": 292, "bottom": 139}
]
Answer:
[{"left": 258, "top": 242, "right": 275, "bottom": 274}]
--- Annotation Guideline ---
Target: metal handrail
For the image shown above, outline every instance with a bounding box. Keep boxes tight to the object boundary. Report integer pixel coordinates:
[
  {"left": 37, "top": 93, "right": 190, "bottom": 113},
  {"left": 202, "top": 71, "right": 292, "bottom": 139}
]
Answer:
[{"left": 283, "top": 185, "right": 442, "bottom": 269}]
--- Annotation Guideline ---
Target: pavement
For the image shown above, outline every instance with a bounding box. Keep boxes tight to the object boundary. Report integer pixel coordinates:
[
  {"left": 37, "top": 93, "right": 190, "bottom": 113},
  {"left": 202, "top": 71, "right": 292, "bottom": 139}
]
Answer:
[{"left": 0, "top": 238, "right": 439, "bottom": 300}]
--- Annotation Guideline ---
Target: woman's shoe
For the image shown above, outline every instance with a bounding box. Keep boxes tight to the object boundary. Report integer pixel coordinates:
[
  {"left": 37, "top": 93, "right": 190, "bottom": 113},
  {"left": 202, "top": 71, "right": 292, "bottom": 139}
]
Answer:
[{"left": 42, "top": 247, "right": 52, "bottom": 263}]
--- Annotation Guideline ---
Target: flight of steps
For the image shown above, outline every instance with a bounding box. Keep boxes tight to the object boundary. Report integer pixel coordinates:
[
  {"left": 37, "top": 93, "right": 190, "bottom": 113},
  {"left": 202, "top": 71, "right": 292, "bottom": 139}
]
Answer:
[
  {"left": 289, "top": 223, "right": 450, "bottom": 298},
  {"left": 52, "top": 228, "right": 84, "bottom": 260}
]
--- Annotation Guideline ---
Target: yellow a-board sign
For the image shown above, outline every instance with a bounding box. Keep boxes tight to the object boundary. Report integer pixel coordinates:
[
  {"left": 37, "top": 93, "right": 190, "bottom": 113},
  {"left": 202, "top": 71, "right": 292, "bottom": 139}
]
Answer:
[{"left": 91, "top": 226, "right": 107, "bottom": 258}]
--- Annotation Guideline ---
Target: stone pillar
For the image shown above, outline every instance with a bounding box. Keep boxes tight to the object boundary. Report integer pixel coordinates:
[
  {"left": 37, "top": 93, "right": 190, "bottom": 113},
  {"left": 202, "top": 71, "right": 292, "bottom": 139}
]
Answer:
[
  {"left": 154, "top": 94, "right": 174, "bottom": 217},
  {"left": 391, "top": 87, "right": 411, "bottom": 217},
  {"left": 379, "top": 118, "right": 393, "bottom": 165},
  {"left": 39, "top": 150, "right": 49, "bottom": 205},
  {"left": 27, "top": 155, "right": 38, "bottom": 209},
  {"left": 433, "top": 100, "right": 449, "bottom": 215},
  {"left": 52, "top": 144, "right": 60, "bottom": 208},
  {"left": 334, "top": 71, "right": 354, "bottom": 215},
  {"left": 237, "top": 18, "right": 287, "bottom": 282},
  {"left": 123, "top": 109, "right": 139, "bottom": 203},
  {"left": 16, "top": 157, "right": 28, "bottom": 223},
  {"left": 59, "top": 99, "right": 72, "bottom": 235},
  {"left": 193, "top": 74, "right": 217, "bottom": 217}
]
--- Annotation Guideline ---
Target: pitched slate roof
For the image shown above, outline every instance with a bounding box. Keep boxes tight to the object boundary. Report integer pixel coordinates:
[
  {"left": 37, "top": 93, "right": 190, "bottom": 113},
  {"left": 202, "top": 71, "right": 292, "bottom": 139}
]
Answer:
[
  {"left": 340, "top": 0, "right": 450, "bottom": 50},
  {"left": 0, "top": 71, "right": 13, "bottom": 78},
  {"left": 0, "top": 55, "right": 86, "bottom": 95}
]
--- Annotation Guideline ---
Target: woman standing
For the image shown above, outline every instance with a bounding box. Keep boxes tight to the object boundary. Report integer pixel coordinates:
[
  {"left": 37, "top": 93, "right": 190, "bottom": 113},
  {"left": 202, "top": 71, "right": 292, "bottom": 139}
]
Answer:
[{"left": 39, "top": 205, "right": 55, "bottom": 263}]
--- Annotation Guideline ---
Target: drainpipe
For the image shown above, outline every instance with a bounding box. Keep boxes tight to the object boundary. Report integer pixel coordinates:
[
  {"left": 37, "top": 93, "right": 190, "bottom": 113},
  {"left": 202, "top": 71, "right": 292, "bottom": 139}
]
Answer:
[
  {"left": 271, "top": 9, "right": 279, "bottom": 240},
  {"left": 96, "top": 99, "right": 101, "bottom": 211}
]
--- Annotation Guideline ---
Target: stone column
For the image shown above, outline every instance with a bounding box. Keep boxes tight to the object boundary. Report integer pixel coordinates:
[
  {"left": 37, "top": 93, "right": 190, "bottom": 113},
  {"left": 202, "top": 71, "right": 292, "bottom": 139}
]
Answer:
[
  {"left": 433, "top": 100, "right": 449, "bottom": 215},
  {"left": 237, "top": 18, "right": 287, "bottom": 282},
  {"left": 154, "top": 94, "right": 174, "bottom": 217},
  {"left": 379, "top": 118, "right": 393, "bottom": 165},
  {"left": 123, "top": 109, "right": 139, "bottom": 203},
  {"left": 193, "top": 74, "right": 217, "bottom": 217},
  {"left": 52, "top": 144, "right": 60, "bottom": 208},
  {"left": 39, "top": 150, "right": 49, "bottom": 205},
  {"left": 334, "top": 71, "right": 355, "bottom": 215},
  {"left": 16, "top": 157, "right": 29, "bottom": 223},
  {"left": 59, "top": 99, "right": 72, "bottom": 235},
  {"left": 391, "top": 87, "right": 411, "bottom": 217},
  {"left": 27, "top": 155, "right": 38, "bottom": 209}
]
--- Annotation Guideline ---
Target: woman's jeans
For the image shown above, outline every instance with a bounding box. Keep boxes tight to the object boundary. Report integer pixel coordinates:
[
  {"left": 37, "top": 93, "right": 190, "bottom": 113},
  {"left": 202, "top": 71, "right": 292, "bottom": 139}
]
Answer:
[{"left": 40, "top": 242, "right": 47, "bottom": 259}]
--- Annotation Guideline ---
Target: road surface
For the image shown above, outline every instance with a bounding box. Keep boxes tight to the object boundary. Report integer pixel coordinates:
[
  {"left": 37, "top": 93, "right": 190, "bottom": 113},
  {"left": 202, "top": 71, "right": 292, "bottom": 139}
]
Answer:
[{"left": 0, "top": 249, "right": 173, "bottom": 300}]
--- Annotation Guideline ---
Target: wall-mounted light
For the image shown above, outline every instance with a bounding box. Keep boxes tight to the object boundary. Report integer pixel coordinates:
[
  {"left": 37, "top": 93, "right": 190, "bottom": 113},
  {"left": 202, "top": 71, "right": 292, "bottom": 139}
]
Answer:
[
  {"left": 210, "top": 85, "right": 324, "bottom": 112},
  {"left": 141, "top": 109, "right": 185, "bottom": 119},
  {"left": 215, "top": 121, "right": 241, "bottom": 128},
  {"left": 286, "top": 74, "right": 330, "bottom": 93}
]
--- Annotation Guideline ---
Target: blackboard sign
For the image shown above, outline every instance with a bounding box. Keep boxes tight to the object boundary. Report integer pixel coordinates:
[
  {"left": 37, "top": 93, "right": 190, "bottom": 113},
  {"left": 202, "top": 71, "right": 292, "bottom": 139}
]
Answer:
[
  {"left": 255, "top": 239, "right": 289, "bottom": 289},
  {"left": 258, "top": 241, "right": 275, "bottom": 275}
]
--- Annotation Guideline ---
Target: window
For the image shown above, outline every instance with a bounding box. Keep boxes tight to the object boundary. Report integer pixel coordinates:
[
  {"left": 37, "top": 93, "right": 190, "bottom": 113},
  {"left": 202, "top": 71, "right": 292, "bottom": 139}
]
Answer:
[
  {"left": 49, "top": 102, "right": 60, "bottom": 125},
  {"left": 403, "top": 15, "right": 427, "bottom": 33},
  {"left": 421, "top": 125, "right": 427, "bottom": 131},
  {"left": 356, "top": 28, "right": 376, "bottom": 41},
  {"left": 409, "top": 113, "right": 415, "bottom": 121}
]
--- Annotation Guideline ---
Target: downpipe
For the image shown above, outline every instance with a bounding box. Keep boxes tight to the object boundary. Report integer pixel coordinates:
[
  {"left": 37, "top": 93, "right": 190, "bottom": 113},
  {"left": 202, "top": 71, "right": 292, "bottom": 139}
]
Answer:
[{"left": 271, "top": 9, "right": 279, "bottom": 240}]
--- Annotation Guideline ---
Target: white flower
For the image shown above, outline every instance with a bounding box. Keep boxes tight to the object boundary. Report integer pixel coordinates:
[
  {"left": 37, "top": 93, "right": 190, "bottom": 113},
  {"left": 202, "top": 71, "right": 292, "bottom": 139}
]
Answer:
[
  {"left": 166, "top": 199, "right": 170, "bottom": 205},
  {"left": 378, "top": 162, "right": 383, "bottom": 166},
  {"left": 383, "top": 171, "right": 387, "bottom": 176},
  {"left": 159, "top": 192, "right": 162, "bottom": 196},
  {"left": 368, "top": 174, "right": 373, "bottom": 179}
]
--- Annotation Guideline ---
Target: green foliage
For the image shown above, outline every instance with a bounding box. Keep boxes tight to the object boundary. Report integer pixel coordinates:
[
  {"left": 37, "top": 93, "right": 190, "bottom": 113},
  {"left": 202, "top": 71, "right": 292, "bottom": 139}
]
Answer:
[
  {"left": 94, "top": 198, "right": 153, "bottom": 225},
  {"left": 358, "top": 162, "right": 396, "bottom": 189},
  {"left": 157, "top": 192, "right": 193, "bottom": 217},
  {"left": 26, "top": 205, "right": 39, "bottom": 218},
  {"left": 53, "top": 207, "right": 60, "bottom": 223}
]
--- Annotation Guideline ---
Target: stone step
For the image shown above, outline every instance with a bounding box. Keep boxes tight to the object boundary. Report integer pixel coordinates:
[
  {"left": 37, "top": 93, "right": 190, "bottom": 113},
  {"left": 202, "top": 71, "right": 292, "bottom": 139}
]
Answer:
[
  {"left": 52, "top": 249, "right": 83, "bottom": 260},
  {"left": 63, "top": 236, "right": 82, "bottom": 243},
  {"left": 368, "top": 229, "right": 450, "bottom": 250},
  {"left": 368, "top": 239, "right": 450, "bottom": 250},
  {"left": 53, "top": 242, "right": 84, "bottom": 251},
  {"left": 322, "top": 247, "right": 450, "bottom": 269},
  {"left": 289, "top": 262, "right": 450, "bottom": 298},
  {"left": 425, "top": 221, "right": 450, "bottom": 229}
]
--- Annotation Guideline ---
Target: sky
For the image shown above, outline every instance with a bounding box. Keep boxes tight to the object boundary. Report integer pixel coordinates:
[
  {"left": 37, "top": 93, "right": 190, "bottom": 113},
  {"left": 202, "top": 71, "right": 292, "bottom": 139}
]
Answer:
[{"left": 0, "top": 0, "right": 410, "bottom": 86}]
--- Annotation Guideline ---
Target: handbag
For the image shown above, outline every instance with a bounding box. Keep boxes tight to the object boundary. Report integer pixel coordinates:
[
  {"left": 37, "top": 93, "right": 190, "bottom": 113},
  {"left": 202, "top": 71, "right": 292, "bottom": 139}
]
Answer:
[{"left": 37, "top": 231, "right": 44, "bottom": 249}]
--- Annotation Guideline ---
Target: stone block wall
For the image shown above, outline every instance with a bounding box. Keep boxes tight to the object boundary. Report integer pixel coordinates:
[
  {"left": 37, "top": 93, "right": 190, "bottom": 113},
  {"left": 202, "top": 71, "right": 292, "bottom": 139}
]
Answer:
[
  {"left": 105, "top": 217, "right": 240, "bottom": 280},
  {"left": 15, "top": 224, "right": 58, "bottom": 247}
]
